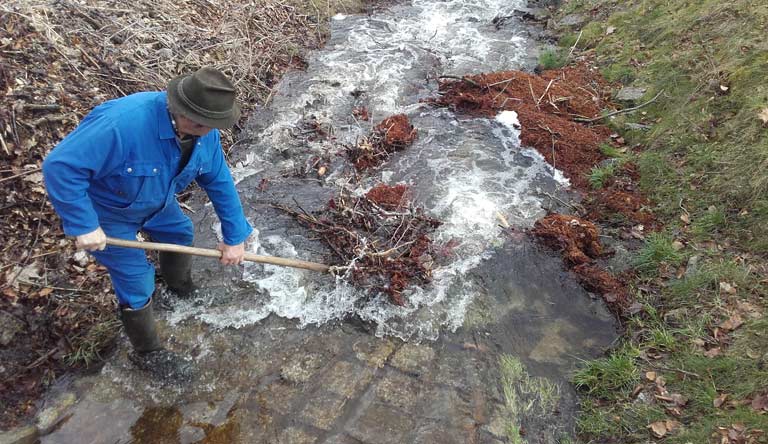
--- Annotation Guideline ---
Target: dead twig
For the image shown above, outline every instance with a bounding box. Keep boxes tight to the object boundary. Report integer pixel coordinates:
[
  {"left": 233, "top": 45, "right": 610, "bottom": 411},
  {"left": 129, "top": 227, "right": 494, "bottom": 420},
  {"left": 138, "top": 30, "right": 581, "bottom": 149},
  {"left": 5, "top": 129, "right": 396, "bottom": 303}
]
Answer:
[
  {"left": 0, "top": 168, "right": 42, "bottom": 184},
  {"left": 0, "top": 132, "right": 8, "bottom": 155},
  {"left": 567, "top": 30, "right": 583, "bottom": 60}
]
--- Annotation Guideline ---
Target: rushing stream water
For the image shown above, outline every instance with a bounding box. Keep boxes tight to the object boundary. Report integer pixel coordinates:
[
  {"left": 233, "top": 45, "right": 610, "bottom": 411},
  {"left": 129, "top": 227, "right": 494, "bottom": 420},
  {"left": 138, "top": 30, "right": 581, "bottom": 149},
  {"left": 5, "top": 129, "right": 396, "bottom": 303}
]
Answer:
[{"left": 31, "top": 0, "right": 618, "bottom": 442}]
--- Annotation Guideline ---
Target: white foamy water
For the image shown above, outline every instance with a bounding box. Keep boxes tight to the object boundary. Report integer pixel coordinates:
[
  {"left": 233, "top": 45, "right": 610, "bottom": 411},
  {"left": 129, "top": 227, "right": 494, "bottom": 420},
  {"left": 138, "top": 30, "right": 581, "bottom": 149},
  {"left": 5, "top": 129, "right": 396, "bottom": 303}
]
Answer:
[{"left": 172, "top": 0, "right": 573, "bottom": 339}]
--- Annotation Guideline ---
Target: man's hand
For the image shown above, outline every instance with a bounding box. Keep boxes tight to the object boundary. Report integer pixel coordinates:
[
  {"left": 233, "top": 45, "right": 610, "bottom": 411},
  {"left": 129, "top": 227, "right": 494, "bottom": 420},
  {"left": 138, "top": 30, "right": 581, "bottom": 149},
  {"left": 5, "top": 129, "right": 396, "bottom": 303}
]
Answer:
[
  {"left": 76, "top": 227, "right": 107, "bottom": 251},
  {"left": 217, "top": 242, "right": 245, "bottom": 265}
]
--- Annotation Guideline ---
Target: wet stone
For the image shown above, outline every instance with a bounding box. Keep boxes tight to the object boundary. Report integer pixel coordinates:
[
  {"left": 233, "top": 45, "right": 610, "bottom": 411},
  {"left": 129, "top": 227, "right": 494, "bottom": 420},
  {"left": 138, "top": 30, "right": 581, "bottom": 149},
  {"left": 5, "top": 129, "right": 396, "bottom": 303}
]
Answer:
[
  {"left": 299, "top": 392, "right": 348, "bottom": 430},
  {"left": 249, "top": 382, "right": 301, "bottom": 416},
  {"left": 353, "top": 337, "right": 397, "bottom": 368},
  {"left": 432, "top": 349, "right": 473, "bottom": 389},
  {"left": 275, "top": 427, "right": 316, "bottom": 444},
  {"left": 347, "top": 402, "right": 416, "bottom": 444},
  {"left": 0, "top": 426, "right": 37, "bottom": 444},
  {"left": 36, "top": 392, "right": 76, "bottom": 435},
  {"left": 389, "top": 343, "right": 435, "bottom": 374},
  {"left": 280, "top": 352, "right": 325, "bottom": 384},
  {"left": 317, "top": 360, "right": 375, "bottom": 398},
  {"left": 484, "top": 412, "right": 510, "bottom": 439},
  {"left": 321, "top": 434, "right": 362, "bottom": 444},
  {"left": 418, "top": 386, "right": 472, "bottom": 421},
  {"left": 374, "top": 371, "right": 423, "bottom": 412},
  {"left": 178, "top": 425, "right": 205, "bottom": 443},
  {"left": 412, "top": 421, "right": 468, "bottom": 444}
]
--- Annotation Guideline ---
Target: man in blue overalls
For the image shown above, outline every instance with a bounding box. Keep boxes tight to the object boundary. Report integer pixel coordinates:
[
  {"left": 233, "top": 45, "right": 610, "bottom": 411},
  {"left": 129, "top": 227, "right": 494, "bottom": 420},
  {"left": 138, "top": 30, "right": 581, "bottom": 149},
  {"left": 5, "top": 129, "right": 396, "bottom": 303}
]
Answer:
[{"left": 43, "top": 67, "right": 252, "bottom": 380}]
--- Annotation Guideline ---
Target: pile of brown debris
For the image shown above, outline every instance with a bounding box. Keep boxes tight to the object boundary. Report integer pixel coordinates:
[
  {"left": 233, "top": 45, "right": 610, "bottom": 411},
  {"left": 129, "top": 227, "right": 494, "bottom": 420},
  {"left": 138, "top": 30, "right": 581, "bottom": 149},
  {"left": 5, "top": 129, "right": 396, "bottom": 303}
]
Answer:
[{"left": 279, "top": 183, "right": 440, "bottom": 306}]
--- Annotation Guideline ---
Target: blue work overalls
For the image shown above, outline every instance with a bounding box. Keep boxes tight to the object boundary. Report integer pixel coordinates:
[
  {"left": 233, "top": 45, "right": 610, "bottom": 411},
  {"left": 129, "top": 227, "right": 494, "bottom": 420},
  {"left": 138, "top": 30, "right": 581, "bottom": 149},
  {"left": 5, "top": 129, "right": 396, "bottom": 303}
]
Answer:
[{"left": 42, "top": 92, "right": 252, "bottom": 308}]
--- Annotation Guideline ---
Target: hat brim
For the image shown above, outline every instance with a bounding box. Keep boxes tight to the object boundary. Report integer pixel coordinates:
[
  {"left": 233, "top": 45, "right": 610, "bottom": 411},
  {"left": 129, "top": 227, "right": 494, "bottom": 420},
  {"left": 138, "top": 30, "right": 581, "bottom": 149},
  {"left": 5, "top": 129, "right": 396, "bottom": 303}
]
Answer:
[{"left": 167, "top": 74, "right": 241, "bottom": 130}]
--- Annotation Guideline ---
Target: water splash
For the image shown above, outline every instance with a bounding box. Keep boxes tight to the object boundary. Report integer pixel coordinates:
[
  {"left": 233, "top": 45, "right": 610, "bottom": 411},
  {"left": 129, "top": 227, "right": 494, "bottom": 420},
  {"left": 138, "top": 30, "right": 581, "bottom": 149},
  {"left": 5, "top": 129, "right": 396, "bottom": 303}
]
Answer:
[{"left": 177, "top": 0, "right": 570, "bottom": 339}]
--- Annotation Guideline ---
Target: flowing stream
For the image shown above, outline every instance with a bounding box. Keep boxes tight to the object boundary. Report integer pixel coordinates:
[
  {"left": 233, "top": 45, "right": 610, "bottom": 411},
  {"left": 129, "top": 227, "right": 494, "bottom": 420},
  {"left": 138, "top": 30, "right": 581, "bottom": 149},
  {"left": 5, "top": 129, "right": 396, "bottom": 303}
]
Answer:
[{"left": 34, "top": 0, "right": 617, "bottom": 442}]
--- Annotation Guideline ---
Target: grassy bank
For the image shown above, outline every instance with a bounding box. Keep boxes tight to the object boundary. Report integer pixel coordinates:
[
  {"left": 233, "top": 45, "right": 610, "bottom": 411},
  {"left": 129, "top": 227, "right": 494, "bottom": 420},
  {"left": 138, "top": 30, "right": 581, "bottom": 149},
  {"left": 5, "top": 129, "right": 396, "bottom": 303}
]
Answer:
[{"left": 549, "top": 0, "right": 768, "bottom": 442}]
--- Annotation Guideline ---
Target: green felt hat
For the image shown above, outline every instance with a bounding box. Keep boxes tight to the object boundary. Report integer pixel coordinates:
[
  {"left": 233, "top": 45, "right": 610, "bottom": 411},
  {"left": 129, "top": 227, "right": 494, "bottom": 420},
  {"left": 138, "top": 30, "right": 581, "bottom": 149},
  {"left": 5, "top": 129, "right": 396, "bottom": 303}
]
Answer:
[{"left": 167, "top": 67, "right": 241, "bottom": 129}]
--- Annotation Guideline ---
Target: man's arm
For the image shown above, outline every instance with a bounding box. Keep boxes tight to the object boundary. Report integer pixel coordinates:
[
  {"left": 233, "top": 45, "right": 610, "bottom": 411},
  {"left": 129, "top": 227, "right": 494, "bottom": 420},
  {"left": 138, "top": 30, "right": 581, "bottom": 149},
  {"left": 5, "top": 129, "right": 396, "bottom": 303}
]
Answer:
[
  {"left": 42, "top": 114, "right": 124, "bottom": 250},
  {"left": 195, "top": 131, "right": 253, "bottom": 264}
]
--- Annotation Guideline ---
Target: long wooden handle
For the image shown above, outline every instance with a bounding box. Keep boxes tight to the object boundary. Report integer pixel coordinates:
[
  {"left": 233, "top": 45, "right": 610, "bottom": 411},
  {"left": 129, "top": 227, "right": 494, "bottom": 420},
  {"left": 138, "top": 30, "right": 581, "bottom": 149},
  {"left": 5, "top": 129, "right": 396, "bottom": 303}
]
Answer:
[{"left": 105, "top": 237, "right": 330, "bottom": 273}]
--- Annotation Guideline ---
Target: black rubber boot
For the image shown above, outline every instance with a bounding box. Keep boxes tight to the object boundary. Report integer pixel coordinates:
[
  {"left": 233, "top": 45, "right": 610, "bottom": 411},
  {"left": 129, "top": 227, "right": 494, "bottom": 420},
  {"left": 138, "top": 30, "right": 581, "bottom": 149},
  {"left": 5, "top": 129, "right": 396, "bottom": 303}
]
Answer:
[
  {"left": 119, "top": 299, "right": 194, "bottom": 382},
  {"left": 159, "top": 252, "right": 198, "bottom": 298}
]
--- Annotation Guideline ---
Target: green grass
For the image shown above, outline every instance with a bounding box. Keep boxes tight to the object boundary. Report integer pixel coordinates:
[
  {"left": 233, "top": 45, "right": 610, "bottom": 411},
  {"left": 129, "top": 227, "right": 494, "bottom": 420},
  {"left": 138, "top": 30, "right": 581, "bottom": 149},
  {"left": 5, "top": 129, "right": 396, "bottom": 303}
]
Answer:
[
  {"left": 577, "top": 400, "right": 666, "bottom": 440},
  {"left": 662, "top": 347, "right": 768, "bottom": 443},
  {"left": 587, "top": 161, "right": 618, "bottom": 188},
  {"left": 538, "top": 48, "right": 568, "bottom": 70},
  {"left": 64, "top": 317, "right": 121, "bottom": 367},
  {"left": 499, "top": 355, "right": 563, "bottom": 443},
  {"left": 633, "top": 232, "right": 685, "bottom": 273},
  {"left": 598, "top": 142, "right": 625, "bottom": 158},
  {"left": 571, "top": 0, "right": 768, "bottom": 252},
  {"left": 550, "top": 0, "right": 768, "bottom": 441},
  {"left": 691, "top": 206, "right": 728, "bottom": 238},
  {"left": 573, "top": 346, "right": 640, "bottom": 400}
]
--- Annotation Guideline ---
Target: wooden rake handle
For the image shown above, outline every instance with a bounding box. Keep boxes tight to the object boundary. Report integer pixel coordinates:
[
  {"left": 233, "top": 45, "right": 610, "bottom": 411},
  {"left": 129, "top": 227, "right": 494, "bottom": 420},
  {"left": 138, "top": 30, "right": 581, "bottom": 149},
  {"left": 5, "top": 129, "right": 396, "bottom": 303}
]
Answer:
[{"left": 105, "top": 237, "right": 330, "bottom": 273}]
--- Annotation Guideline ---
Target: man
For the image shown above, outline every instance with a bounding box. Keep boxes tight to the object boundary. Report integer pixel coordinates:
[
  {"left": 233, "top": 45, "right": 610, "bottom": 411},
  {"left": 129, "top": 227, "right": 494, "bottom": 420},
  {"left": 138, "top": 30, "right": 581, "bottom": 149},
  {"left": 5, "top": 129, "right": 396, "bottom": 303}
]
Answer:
[{"left": 42, "top": 67, "right": 252, "bottom": 380}]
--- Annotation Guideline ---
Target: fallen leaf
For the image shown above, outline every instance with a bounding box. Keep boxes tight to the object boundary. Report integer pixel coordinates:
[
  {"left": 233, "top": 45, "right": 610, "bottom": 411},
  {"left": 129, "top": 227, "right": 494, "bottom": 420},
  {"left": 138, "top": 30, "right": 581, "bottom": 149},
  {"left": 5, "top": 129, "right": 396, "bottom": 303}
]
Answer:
[
  {"left": 2, "top": 287, "right": 18, "bottom": 301},
  {"left": 719, "top": 314, "right": 743, "bottom": 332},
  {"left": 718, "top": 281, "right": 737, "bottom": 294},
  {"left": 704, "top": 347, "right": 722, "bottom": 358},
  {"left": 714, "top": 393, "right": 728, "bottom": 408},
  {"left": 752, "top": 394, "right": 768, "bottom": 411},
  {"left": 672, "top": 240, "right": 684, "bottom": 250},
  {"left": 758, "top": 107, "right": 768, "bottom": 125},
  {"left": 670, "top": 393, "right": 688, "bottom": 406},
  {"left": 645, "top": 371, "right": 657, "bottom": 381},
  {"left": 628, "top": 302, "right": 644, "bottom": 315},
  {"left": 665, "top": 420, "right": 681, "bottom": 433},
  {"left": 38, "top": 287, "right": 54, "bottom": 297},
  {"left": 680, "top": 213, "right": 691, "bottom": 224},
  {"left": 736, "top": 301, "right": 763, "bottom": 319},
  {"left": 606, "top": 26, "right": 616, "bottom": 35},
  {"left": 649, "top": 421, "right": 668, "bottom": 438}
]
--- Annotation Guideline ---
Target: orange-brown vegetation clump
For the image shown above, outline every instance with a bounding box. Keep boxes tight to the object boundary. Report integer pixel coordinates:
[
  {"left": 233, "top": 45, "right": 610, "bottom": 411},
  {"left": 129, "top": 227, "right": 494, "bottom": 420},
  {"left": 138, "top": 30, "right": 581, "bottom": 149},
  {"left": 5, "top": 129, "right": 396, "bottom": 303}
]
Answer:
[
  {"left": 350, "top": 114, "right": 418, "bottom": 170},
  {"left": 374, "top": 114, "right": 417, "bottom": 147},
  {"left": 533, "top": 214, "right": 603, "bottom": 265},
  {"left": 533, "top": 214, "right": 628, "bottom": 311},
  {"left": 279, "top": 184, "right": 439, "bottom": 306},
  {"left": 429, "top": 65, "right": 611, "bottom": 189},
  {"left": 366, "top": 183, "right": 411, "bottom": 210}
]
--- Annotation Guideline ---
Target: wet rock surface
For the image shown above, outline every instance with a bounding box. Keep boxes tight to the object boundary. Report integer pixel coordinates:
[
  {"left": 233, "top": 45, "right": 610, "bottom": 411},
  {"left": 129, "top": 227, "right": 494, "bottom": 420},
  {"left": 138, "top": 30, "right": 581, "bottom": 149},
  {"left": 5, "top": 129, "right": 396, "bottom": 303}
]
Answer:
[{"left": 35, "top": 240, "right": 614, "bottom": 444}]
